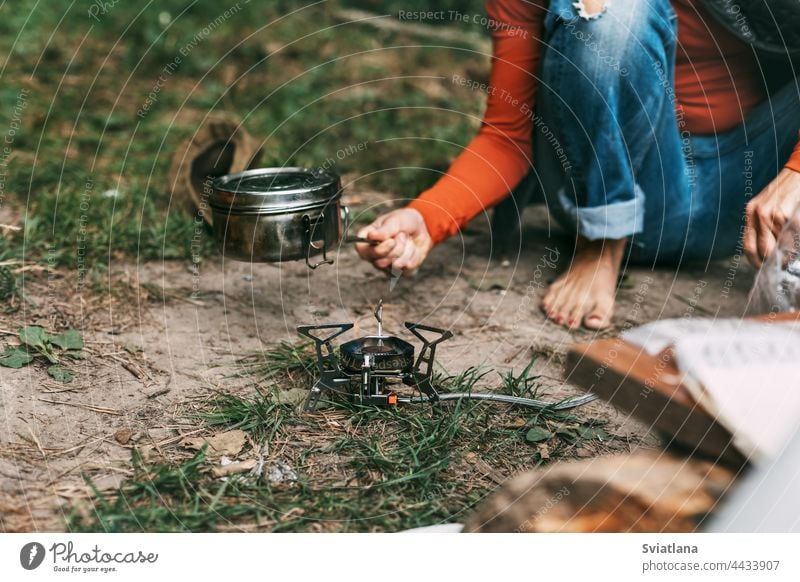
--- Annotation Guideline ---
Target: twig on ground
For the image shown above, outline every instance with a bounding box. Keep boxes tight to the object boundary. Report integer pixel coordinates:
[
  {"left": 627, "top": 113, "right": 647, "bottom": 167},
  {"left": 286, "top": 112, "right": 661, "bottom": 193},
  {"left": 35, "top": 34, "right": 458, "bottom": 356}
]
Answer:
[
  {"left": 27, "top": 427, "right": 48, "bottom": 460},
  {"left": 504, "top": 345, "right": 526, "bottom": 364}
]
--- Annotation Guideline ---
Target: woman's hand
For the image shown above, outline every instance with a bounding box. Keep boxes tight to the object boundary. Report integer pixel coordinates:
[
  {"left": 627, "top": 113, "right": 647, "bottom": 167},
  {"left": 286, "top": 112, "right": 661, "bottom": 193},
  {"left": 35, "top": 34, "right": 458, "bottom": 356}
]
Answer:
[
  {"left": 744, "top": 168, "right": 800, "bottom": 267},
  {"left": 355, "top": 208, "right": 433, "bottom": 274}
]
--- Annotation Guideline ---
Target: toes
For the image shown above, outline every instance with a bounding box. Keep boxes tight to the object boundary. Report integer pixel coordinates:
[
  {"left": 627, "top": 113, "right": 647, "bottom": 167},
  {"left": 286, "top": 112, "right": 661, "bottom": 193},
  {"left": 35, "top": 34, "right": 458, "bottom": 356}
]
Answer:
[
  {"left": 565, "top": 300, "right": 586, "bottom": 330},
  {"left": 546, "top": 286, "right": 571, "bottom": 326},
  {"left": 540, "top": 281, "right": 560, "bottom": 313},
  {"left": 583, "top": 296, "right": 614, "bottom": 330},
  {"left": 541, "top": 278, "right": 567, "bottom": 316},
  {"left": 583, "top": 314, "right": 607, "bottom": 330},
  {"left": 544, "top": 291, "right": 563, "bottom": 323}
]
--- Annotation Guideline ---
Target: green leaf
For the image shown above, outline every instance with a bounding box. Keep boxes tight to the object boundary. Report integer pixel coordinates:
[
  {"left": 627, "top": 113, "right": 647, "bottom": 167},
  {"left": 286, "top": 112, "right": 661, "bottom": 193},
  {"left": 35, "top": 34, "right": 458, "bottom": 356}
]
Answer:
[
  {"left": 0, "top": 347, "right": 34, "bottom": 368},
  {"left": 47, "top": 365, "right": 74, "bottom": 383},
  {"left": 51, "top": 329, "right": 84, "bottom": 350},
  {"left": 18, "top": 326, "right": 48, "bottom": 349},
  {"left": 19, "top": 326, "right": 58, "bottom": 363},
  {"left": 576, "top": 425, "right": 610, "bottom": 441},
  {"left": 63, "top": 350, "right": 86, "bottom": 360},
  {"left": 525, "top": 426, "right": 553, "bottom": 443}
]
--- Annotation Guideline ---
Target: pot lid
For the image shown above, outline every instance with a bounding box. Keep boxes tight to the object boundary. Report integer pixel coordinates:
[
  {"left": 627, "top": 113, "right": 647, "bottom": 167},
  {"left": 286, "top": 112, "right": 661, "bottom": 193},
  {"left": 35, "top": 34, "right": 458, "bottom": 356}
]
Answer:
[{"left": 211, "top": 167, "right": 341, "bottom": 213}]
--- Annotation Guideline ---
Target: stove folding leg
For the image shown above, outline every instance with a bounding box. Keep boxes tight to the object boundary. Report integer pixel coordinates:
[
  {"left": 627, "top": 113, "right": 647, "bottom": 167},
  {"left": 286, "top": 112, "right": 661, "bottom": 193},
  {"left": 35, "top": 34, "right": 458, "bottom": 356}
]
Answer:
[
  {"left": 297, "top": 323, "right": 353, "bottom": 412},
  {"left": 406, "top": 371, "right": 440, "bottom": 403},
  {"left": 297, "top": 323, "right": 353, "bottom": 372},
  {"left": 404, "top": 322, "right": 454, "bottom": 403},
  {"left": 304, "top": 381, "right": 326, "bottom": 411},
  {"left": 303, "top": 370, "right": 345, "bottom": 411}
]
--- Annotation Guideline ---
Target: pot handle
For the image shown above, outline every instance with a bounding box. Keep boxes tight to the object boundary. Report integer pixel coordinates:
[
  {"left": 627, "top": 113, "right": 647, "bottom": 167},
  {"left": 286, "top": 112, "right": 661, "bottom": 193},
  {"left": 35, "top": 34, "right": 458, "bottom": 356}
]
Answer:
[{"left": 303, "top": 214, "right": 334, "bottom": 270}]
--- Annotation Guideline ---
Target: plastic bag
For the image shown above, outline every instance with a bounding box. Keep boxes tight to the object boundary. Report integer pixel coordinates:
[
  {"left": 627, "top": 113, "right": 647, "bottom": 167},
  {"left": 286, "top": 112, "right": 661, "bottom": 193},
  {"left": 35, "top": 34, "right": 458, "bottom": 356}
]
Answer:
[{"left": 747, "top": 206, "right": 800, "bottom": 315}]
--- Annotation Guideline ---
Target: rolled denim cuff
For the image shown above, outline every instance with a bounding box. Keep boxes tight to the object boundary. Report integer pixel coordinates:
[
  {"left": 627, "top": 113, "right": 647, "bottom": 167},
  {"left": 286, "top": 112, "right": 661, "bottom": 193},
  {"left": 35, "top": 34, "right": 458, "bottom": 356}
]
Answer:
[{"left": 557, "top": 184, "right": 645, "bottom": 240}]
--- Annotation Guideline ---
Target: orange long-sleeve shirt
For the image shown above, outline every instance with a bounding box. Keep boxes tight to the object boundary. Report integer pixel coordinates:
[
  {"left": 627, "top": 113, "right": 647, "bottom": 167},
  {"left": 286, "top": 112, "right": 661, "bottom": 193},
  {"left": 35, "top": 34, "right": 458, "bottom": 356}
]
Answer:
[{"left": 408, "top": 0, "right": 800, "bottom": 244}]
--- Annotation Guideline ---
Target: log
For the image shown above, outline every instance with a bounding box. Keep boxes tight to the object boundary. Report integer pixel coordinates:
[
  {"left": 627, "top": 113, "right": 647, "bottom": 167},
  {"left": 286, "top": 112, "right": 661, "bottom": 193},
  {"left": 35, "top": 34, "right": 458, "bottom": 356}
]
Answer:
[{"left": 463, "top": 453, "right": 737, "bottom": 533}]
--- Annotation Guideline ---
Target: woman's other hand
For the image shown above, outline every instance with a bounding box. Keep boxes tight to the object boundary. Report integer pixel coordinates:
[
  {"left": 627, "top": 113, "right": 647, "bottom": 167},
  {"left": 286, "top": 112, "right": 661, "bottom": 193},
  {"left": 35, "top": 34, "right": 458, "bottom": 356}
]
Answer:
[{"left": 744, "top": 168, "right": 800, "bottom": 267}]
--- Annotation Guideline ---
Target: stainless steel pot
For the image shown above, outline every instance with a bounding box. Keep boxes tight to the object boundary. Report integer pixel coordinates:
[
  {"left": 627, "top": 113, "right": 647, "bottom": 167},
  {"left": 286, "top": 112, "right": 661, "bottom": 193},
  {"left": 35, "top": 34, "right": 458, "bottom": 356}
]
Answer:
[{"left": 210, "top": 167, "right": 343, "bottom": 268}]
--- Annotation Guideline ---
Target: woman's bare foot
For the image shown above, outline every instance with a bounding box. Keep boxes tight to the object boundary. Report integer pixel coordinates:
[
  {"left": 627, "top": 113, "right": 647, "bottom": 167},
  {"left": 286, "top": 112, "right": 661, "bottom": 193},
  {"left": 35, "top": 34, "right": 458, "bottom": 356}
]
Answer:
[{"left": 540, "top": 237, "right": 626, "bottom": 330}]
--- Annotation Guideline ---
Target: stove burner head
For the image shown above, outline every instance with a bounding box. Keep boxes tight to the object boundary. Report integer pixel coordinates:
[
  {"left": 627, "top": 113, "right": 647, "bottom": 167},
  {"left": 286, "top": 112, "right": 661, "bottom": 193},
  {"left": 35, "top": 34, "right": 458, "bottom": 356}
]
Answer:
[
  {"left": 339, "top": 335, "right": 414, "bottom": 373},
  {"left": 361, "top": 345, "right": 393, "bottom": 354}
]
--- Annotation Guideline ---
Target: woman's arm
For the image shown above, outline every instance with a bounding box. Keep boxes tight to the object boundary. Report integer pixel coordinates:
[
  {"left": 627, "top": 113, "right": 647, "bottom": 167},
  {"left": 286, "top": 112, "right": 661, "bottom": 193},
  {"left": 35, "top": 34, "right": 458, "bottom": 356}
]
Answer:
[
  {"left": 787, "top": 138, "right": 800, "bottom": 173},
  {"left": 407, "top": 0, "right": 545, "bottom": 244},
  {"left": 357, "top": 1, "right": 546, "bottom": 273}
]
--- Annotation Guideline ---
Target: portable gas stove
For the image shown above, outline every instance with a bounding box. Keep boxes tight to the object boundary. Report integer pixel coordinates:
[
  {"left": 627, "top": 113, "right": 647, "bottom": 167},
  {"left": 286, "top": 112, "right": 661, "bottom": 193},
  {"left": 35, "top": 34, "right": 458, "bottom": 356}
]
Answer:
[
  {"left": 297, "top": 302, "right": 599, "bottom": 412},
  {"left": 297, "top": 301, "right": 452, "bottom": 411}
]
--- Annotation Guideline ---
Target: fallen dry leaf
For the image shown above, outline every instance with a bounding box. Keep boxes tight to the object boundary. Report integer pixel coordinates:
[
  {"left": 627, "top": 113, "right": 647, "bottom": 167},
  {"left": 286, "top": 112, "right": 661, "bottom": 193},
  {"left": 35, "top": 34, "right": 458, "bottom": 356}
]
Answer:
[
  {"left": 181, "top": 430, "right": 248, "bottom": 458},
  {"left": 500, "top": 418, "right": 526, "bottom": 429}
]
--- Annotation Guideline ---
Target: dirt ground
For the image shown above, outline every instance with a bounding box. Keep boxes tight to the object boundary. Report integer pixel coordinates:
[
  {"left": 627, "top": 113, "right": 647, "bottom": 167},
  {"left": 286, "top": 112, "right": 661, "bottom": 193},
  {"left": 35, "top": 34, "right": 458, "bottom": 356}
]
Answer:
[{"left": 0, "top": 193, "right": 754, "bottom": 531}]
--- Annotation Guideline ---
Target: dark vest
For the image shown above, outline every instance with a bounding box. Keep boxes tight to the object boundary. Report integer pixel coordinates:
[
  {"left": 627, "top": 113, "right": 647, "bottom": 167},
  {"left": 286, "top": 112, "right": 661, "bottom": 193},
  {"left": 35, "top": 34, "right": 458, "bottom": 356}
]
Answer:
[
  {"left": 699, "top": 0, "right": 800, "bottom": 90},
  {"left": 700, "top": 0, "right": 800, "bottom": 55}
]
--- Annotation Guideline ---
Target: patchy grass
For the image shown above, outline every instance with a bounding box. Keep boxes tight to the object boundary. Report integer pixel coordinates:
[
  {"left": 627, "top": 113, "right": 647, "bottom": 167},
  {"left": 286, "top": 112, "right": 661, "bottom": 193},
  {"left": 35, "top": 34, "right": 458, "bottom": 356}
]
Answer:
[
  {"left": 70, "top": 449, "right": 264, "bottom": 533},
  {"left": 499, "top": 356, "right": 541, "bottom": 398},
  {"left": 71, "top": 345, "right": 615, "bottom": 532},
  {"left": 199, "top": 388, "right": 290, "bottom": 442},
  {"left": 229, "top": 340, "right": 316, "bottom": 384}
]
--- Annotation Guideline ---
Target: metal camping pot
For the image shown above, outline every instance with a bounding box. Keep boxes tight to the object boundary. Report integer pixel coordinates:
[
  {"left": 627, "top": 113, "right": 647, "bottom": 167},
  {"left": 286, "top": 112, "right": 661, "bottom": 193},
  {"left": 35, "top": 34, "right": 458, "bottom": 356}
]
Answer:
[{"left": 210, "top": 167, "right": 344, "bottom": 268}]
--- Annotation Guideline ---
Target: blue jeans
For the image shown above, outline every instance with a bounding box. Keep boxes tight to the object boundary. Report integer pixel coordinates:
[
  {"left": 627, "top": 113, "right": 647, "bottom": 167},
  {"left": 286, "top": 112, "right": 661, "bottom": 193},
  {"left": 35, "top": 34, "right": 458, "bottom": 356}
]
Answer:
[{"left": 518, "top": 0, "right": 800, "bottom": 264}]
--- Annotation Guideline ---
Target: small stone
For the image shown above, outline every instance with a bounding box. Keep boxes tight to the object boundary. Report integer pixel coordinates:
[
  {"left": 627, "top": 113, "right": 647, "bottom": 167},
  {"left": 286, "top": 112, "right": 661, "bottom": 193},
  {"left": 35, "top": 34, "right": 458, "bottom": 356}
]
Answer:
[
  {"left": 266, "top": 460, "right": 298, "bottom": 484},
  {"left": 113, "top": 429, "right": 133, "bottom": 445}
]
